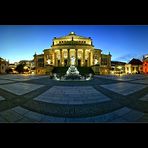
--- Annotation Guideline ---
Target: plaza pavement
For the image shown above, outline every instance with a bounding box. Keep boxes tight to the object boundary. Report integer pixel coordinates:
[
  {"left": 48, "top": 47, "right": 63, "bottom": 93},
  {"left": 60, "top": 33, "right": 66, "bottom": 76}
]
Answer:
[{"left": 0, "top": 74, "right": 148, "bottom": 123}]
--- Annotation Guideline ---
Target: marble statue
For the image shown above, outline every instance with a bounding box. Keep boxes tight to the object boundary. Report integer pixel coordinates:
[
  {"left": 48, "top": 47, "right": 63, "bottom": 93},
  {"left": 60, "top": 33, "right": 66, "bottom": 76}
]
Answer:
[{"left": 71, "top": 56, "right": 75, "bottom": 65}]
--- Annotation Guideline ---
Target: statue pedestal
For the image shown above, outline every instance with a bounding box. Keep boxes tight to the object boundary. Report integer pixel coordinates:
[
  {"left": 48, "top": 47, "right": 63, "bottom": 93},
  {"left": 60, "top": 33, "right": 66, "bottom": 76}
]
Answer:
[{"left": 66, "top": 65, "right": 80, "bottom": 76}]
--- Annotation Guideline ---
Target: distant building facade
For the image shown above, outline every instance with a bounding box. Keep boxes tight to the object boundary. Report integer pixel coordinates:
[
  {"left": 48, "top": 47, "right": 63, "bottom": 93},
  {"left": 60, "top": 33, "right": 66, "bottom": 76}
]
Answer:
[
  {"left": 125, "top": 58, "right": 143, "bottom": 74},
  {"left": 8, "top": 63, "right": 17, "bottom": 74},
  {"left": 143, "top": 54, "right": 148, "bottom": 74},
  {"left": 111, "top": 61, "right": 126, "bottom": 74},
  {"left": 34, "top": 32, "right": 112, "bottom": 75},
  {"left": 0, "top": 57, "right": 9, "bottom": 74},
  {"left": 19, "top": 60, "right": 35, "bottom": 74}
]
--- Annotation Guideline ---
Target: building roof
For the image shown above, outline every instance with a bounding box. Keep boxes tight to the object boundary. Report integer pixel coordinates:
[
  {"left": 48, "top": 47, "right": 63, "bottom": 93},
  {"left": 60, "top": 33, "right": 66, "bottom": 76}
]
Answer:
[
  {"left": 143, "top": 54, "right": 148, "bottom": 60},
  {"left": 54, "top": 32, "right": 91, "bottom": 40},
  {"left": 101, "top": 53, "right": 112, "bottom": 58},
  {"left": 0, "top": 57, "right": 8, "bottom": 63},
  {"left": 111, "top": 61, "right": 126, "bottom": 65},
  {"left": 0, "top": 57, "right": 4, "bottom": 61},
  {"left": 128, "top": 58, "right": 142, "bottom": 65}
]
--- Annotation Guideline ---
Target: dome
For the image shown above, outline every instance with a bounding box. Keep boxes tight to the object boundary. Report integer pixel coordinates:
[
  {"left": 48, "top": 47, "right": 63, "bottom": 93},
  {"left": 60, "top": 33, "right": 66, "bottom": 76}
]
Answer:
[
  {"left": 69, "top": 32, "right": 76, "bottom": 35},
  {"left": 55, "top": 32, "right": 90, "bottom": 39}
]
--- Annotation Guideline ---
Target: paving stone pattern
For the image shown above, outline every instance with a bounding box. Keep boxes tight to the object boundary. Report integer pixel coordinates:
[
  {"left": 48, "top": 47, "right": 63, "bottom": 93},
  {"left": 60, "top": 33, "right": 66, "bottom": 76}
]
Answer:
[
  {"left": 34, "top": 86, "right": 111, "bottom": 104},
  {"left": 0, "top": 74, "right": 147, "bottom": 122}
]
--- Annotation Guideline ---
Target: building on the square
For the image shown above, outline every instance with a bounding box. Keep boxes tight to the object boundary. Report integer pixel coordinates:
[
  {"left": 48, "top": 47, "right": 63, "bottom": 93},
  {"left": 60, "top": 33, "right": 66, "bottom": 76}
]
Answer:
[
  {"left": 125, "top": 58, "right": 143, "bottom": 74},
  {"left": 0, "top": 57, "right": 9, "bottom": 74},
  {"left": 8, "top": 63, "right": 17, "bottom": 74},
  {"left": 19, "top": 60, "right": 35, "bottom": 74},
  {"left": 143, "top": 54, "right": 148, "bottom": 74},
  {"left": 34, "top": 32, "right": 112, "bottom": 75},
  {"left": 110, "top": 61, "right": 126, "bottom": 75}
]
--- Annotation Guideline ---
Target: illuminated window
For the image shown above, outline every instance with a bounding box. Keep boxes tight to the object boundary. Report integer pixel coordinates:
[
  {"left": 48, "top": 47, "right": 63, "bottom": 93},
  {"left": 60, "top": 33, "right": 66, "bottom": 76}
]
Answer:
[
  {"left": 47, "top": 59, "right": 51, "bottom": 64},
  {"left": 94, "top": 59, "right": 98, "bottom": 65}
]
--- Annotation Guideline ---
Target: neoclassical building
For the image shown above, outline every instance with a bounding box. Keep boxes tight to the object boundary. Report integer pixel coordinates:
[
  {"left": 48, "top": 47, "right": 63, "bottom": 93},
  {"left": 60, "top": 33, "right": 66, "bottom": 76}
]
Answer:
[{"left": 34, "top": 32, "right": 111, "bottom": 75}]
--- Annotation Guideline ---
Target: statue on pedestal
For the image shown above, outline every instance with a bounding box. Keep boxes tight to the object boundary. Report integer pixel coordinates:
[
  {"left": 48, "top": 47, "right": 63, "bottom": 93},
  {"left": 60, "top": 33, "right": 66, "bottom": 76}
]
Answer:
[{"left": 71, "top": 56, "right": 75, "bottom": 66}]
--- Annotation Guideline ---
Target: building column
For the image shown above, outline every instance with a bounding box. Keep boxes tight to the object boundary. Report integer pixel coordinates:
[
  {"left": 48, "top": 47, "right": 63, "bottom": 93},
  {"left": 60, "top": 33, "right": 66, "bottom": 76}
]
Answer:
[
  {"left": 52, "top": 53, "right": 54, "bottom": 66},
  {"left": 60, "top": 49, "right": 62, "bottom": 67},
  {"left": 67, "top": 49, "right": 70, "bottom": 66},
  {"left": 88, "top": 52, "right": 90, "bottom": 67},
  {"left": 89, "top": 51, "right": 91, "bottom": 66},
  {"left": 75, "top": 49, "right": 78, "bottom": 66},
  {"left": 54, "top": 52, "right": 56, "bottom": 66},
  {"left": 90, "top": 50, "right": 93, "bottom": 66},
  {"left": 83, "top": 49, "right": 85, "bottom": 67}
]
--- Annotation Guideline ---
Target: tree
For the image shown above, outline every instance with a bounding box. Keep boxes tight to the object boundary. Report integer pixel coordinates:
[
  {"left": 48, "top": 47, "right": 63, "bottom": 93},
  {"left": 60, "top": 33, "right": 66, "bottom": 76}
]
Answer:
[{"left": 15, "top": 63, "right": 25, "bottom": 74}]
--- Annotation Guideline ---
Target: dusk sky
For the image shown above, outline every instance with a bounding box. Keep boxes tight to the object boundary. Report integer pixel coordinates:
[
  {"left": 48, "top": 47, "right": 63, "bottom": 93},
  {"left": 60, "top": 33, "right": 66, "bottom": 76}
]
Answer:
[{"left": 0, "top": 25, "right": 148, "bottom": 63}]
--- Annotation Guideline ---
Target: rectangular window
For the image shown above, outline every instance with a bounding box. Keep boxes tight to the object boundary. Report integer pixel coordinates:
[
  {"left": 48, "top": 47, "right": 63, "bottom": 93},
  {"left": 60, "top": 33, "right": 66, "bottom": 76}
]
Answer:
[{"left": 101, "top": 58, "right": 108, "bottom": 65}]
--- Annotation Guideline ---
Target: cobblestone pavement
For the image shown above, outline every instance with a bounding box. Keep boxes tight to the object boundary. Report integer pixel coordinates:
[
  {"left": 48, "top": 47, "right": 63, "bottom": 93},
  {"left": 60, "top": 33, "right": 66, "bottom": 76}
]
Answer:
[{"left": 0, "top": 74, "right": 148, "bottom": 123}]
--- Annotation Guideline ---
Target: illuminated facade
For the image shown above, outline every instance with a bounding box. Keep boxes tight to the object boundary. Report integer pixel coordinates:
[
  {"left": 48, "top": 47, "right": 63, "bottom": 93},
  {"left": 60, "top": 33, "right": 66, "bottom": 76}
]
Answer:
[
  {"left": 143, "top": 54, "right": 148, "bottom": 74},
  {"left": 34, "top": 32, "right": 111, "bottom": 75},
  {"left": 111, "top": 61, "right": 126, "bottom": 74},
  {"left": 125, "top": 58, "right": 142, "bottom": 74}
]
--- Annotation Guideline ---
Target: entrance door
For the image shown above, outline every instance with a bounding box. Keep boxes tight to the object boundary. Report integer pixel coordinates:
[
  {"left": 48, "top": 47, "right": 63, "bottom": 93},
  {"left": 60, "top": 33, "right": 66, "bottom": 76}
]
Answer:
[
  {"left": 64, "top": 59, "right": 68, "bottom": 67},
  {"left": 58, "top": 60, "right": 60, "bottom": 67},
  {"left": 85, "top": 60, "right": 88, "bottom": 67},
  {"left": 78, "top": 59, "right": 81, "bottom": 66}
]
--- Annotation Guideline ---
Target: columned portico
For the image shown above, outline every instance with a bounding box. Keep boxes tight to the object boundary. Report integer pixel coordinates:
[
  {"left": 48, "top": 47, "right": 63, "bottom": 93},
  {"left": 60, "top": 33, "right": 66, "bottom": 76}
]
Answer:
[{"left": 45, "top": 48, "right": 98, "bottom": 67}]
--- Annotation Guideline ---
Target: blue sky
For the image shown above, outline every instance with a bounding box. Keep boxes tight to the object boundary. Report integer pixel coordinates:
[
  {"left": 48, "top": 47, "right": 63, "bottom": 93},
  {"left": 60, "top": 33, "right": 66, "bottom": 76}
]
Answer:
[{"left": 0, "top": 25, "right": 148, "bottom": 63}]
